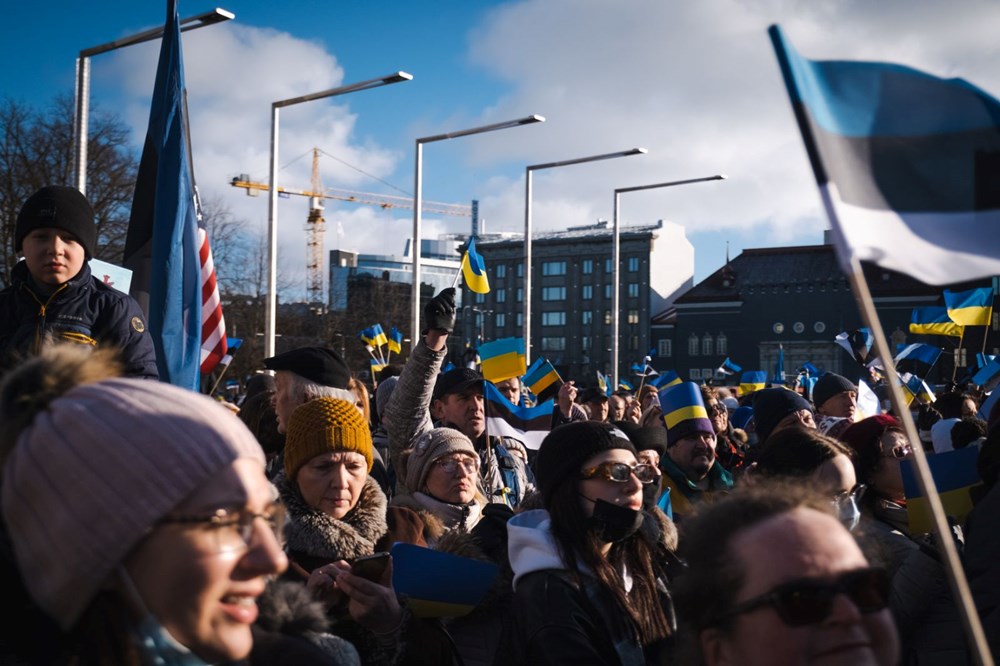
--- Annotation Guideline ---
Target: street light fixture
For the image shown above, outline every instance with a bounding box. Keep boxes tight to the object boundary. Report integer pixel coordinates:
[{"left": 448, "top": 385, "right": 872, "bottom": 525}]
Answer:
[
  {"left": 610, "top": 174, "right": 727, "bottom": 387},
  {"left": 411, "top": 114, "right": 545, "bottom": 352},
  {"left": 73, "top": 8, "right": 235, "bottom": 194},
  {"left": 264, "top": 71, "right": 413, "bottom": 358},
  {"left": 523, "top": 148, "right": 647, "bottom": 366}
]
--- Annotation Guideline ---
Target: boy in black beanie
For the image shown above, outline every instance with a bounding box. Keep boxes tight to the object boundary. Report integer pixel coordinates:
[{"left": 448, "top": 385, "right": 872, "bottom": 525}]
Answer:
[{"left": 0, "top": 186, "right": 158, "bottom": 379}]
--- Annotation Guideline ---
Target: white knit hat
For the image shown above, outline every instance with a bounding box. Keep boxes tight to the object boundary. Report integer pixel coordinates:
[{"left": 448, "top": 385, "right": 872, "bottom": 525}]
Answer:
[{"left": 2, "top": 378, "right": 265, "bottom": 629}]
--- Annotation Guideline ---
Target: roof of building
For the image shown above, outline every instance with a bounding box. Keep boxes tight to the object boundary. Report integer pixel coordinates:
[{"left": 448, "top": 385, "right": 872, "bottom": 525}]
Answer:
[{"left": 473, "top": 220, "right": 663, "bottom": 249}]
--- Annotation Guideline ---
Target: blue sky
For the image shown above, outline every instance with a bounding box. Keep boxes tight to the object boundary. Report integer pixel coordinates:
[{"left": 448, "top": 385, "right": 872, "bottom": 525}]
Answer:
[{"left": 4, "top": 0, "right": 1000, "bottom": 299}]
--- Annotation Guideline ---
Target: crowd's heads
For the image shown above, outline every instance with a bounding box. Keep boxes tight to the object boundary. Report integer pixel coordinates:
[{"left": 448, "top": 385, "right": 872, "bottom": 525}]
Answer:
[
  {"left": 433, "top": 367, "right": 483, "bottom": 401},
  {"left": 751, "top": 388, "right": 815, "bottom": 443},
  {"left": 431, "top": 367, "right": 485, "bottom": 440},
  {"left": 754, "top": 428, "right": 857, "bottom": 496},
  {"left": 15, "top": 185, "right": 98, "bottom": 259},
  {"left": 493, "top": 376, "right": 522, "bottom": 405},
  {"left": 841, "top": 414, "right": 910, "bottom": 501},
  {"left": 403, "top": 427, "right": 477, "bottom": 495},
  {"left": 0, "top": 346, "right": 266, "bottom": 631},
  {"left": 579, "top": 386, "right": 610, "bottom": 421},
  {"left": 533, "top": 421, "right": 637, "bottom": 507},
  {"left": 283, "top": 397, "right": 374, "bottom": 479},
  {"left": 812, "top": 373, "right": 857, "bottom": 417},
  {"left": 615, "top": 421, "right": 667, "bottom": 469}
]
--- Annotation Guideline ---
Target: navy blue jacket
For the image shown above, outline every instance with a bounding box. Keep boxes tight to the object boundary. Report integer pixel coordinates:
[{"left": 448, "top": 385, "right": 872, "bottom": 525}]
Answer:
[{"left": 0, "top": 261, "right": 158, "bottom": 379}]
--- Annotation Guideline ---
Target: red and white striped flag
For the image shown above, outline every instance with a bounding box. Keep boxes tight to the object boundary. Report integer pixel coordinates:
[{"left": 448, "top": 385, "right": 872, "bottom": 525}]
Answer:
[{"left": 198, "top": 226, "right": 227, "bottom": 374}]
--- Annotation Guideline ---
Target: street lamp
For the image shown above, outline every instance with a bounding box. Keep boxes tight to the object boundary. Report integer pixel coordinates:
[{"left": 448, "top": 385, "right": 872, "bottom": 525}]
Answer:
[
  {"left": 411, "top": 115, "right": 545, "bottom": 352},
  {"left": 523, "top": 148, "right": 647, "bottom": 366},
  {"left": 610, "top": 174, "right": 726, "bottom": 387},
  {"left": 73, "top": 8, "right": 235, "bottom": 195},
  {"left": 264, "top": 71, "right": 412, "bottom": 358}
]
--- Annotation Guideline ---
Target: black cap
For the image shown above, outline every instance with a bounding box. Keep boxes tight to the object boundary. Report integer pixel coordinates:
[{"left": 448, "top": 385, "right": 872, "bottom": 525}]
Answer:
[
  {"left": 812, "top": 373, "right": 856, "bottom": 409},
  {"left": 433, "top": 367, "right": 483, "bottom": 401},
  {"left": 15, "top": 186, "right": 97, "bottom": 258},
  {"left": 264, "top": 346, "right": 351, "bottom": 388},
  {"left": 614, "top": 421, "right": 667, "bottom": 457},
  {"left": 579, "top": 387, "right": 609, "bottom": 404}
]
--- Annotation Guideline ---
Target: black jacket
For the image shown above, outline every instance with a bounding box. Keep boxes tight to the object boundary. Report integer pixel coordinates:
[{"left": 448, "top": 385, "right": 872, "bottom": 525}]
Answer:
[{"left": 0, "top": 261, "right": 158, "bottom": 379}]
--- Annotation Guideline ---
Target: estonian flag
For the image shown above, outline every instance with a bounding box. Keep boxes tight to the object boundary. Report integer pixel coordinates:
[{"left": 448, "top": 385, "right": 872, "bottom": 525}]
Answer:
[
  {"left": 943, "top": 287, "right": 994, "bottom": 326},
  {"left": 740, "top": 371, "right": 767, "bottom": 395},
  {"left": 910, "top": 306, "right": 964, "bottom": 337},
  {"left": 971, "top": 356, "right": 1000, "bottom": 391},
  {"left": 717, "top": 357, "right": 742, "bottom": 376},
  {"left": 894, "top": 343, "right": 942, "bottom": 378},
  {"left": 483, "top": 382, "right": 553, "bottom": 450},
  {"left": 835, "top": 328, "right": 875, "bottom": 366},
  {"left": 769, "top": 25, "right": 1000, "bottom": 286},
  {"left": 461, "top": 237, "right": 490, "bottom": 294},
  {"left": 478, "top": 337, "right": 526, "bottom": 383}
]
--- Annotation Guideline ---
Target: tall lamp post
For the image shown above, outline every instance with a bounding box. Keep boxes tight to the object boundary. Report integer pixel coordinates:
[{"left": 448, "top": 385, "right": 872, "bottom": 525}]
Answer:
[
  {"left": 265, "top": 72, "right": 412, "bottom": 358},
  {"left": 411, "top": 115, "right": 545, "bottom": 352},
  {"left": 523, "top": 148, "right": 647, "bottom": 366},
  {"left": 74, "top": 8, "right": 235, "bottom": 195},
  {"left": 611, "top": 174, "right": 726, "bottom": 387}
]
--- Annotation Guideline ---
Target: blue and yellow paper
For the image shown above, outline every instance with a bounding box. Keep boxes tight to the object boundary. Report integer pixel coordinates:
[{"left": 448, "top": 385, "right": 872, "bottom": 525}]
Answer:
[
  {"left": 391, "top": 542, "right": 498, "bottom": 617},
  {"left": 461, "top": 237, "right": 490, "bottom": 294},
  {"left": 478, "top": 337, "right": 526, "bottom": 383},
  {"left": 900, "top": 447, "right": 981, "bottom": 534}
]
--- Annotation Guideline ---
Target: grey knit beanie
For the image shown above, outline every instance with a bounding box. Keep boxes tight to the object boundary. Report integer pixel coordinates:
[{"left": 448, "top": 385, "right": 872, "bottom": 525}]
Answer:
[{"left": 403, "top": 427, "right": 477, "bottom": 493}]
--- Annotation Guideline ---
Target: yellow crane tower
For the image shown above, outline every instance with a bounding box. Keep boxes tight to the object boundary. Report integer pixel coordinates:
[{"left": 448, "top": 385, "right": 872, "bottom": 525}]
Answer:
[{"left": 231, "top": 148, "right": 473, "bottom": 304}]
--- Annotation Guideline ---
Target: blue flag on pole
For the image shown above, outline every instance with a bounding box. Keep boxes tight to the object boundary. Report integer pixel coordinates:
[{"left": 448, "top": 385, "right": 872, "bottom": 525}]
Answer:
[
  {"left": 769, "top": 25, "right": 1000, "bottom": 285},
  {"left": 123, "top": 0, "right": 200, "bottom": 389}
]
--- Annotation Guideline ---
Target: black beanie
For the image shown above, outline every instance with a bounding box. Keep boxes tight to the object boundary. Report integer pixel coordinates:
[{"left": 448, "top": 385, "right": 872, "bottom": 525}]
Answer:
[
  {"left": 534, "top": 421, "right": 637, "bottom": 506},
  {"left": 752, "top": 387, "right": 814, "bottom": 443},
  {"left": 614, "top": 421, "right": 667, "bottom": 457},
  {"left": 812, "top": 373, "right": 856, "bottom": 409},
  {"left": 15, "top": 186, "right": 98, "bottom": 258}
]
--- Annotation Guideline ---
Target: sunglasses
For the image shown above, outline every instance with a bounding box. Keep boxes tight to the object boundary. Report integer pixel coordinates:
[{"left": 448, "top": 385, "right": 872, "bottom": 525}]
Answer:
[
  {"left": 580, "top": 461, "right": 659, "bottom": 485},
  {"left": 883, "top": 444, "right": 913, "bottom": 460},
  {"left": 716, "top": 567, "right": 889, "bottom": 627},
  {"left": 707, "top": 403, "right": 728, "bottom": 415},
  {"left": 833, "top": 483, "right": 867, "bottom": 504}
]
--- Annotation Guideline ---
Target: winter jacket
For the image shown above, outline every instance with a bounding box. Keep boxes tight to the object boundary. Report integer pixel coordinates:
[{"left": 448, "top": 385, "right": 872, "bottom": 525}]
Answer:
[
  {"left": 963, "top": 483, "right": 1000, "bottom": 659},
  {"left": 659, "top": 457, "right": 733, "bottom": 522},
  {"left": 0, "top": 261, "right": 157, "bottom": 379}
]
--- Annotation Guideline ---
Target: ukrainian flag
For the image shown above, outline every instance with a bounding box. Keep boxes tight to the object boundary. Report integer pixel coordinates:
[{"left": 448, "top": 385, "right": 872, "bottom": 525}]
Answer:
[
  {"left": 651, "top": 370, "right": 681, "bottom": 389},
  {"left": 461, "top": 237, "right": 490, "bottom": 294},
  {"left": 740, "top": 370, "right": 767, "bottom": 395},
  {"left": 478, "top": 337, "right": 525, "bottom": 383},
  {"left": 901, "top": 447, "right": 981, "bottom": 533},
  {"left": 370, "top": 323, "right": 388, "bottom": 348},
  {"left": 943, "top": 287, "right": 994, "bottom": 326},
  {"left": 388, "top": 326, "right": 403, "bottom": 354},
  {"left": 910, "top": 306, "right": 963, "bottom": 337},
  {"left": 391, "top": 542, "right": 498, "bottom": 618},
  {"left": 658, "top": 382, "right": 709, "bottom": 429},
  {"left": 358, "top": 327, "right": 375, "bottom": 347},
  {"left": 524, "top": 357, "right": 562, "bottom": 403}
]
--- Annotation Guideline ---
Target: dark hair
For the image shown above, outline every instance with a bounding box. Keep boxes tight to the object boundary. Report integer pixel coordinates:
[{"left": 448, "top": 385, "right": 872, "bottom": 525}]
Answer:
[
  {"left": 755, "top": 428, "right": 853, "bottom": 479},
  {"left": 238, "top": 390, "right": 284, "bottom": 457},
  {"left": 935, "top": 391, "right": 976, "bottom": 420},
  {"left": 545, "top": 467, "right": 672, "bottom": 644},
  {"left": 951, "top": 416, "right": 987, "bottom": 450},
  {"left": 699, "top": 385, "right": 719, "bottom": 403},
  {"left": 673, "top": 483, "right": 837, "bottom": 663},
  {"left": 377, "top": 364, "right": 403, "bottom": 382}
]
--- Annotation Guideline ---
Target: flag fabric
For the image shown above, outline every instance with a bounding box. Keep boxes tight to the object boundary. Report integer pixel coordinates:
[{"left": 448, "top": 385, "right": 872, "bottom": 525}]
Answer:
[
  {"left": 901, "top": 447, "right": 982, "bottom": 533},
  {"left": 894, "top": 343, "right": 942, "bottom": 377},
  {"left": 370, "top": 323, "right": 389, "bottom": 348},
  {"left": 218, "top": 337, "right": 242, "bottom": 367},
  {"left": 358, "top": 327, "right": 375, "bottom": 346},
  {"left": 123, "top": 0, "right": 201, "bottom": 389},
  {"left": 740, "top": 371, "right": 767, "bottom": 395},
  {"left": 972, "top": 357, "right": 1000, "bottom": 391},
  {"left": 658, "top": 382, "right": 709, "bottom": 430},
  {"left": 910, "top": 306, "right": 964, "bottom": 337},
  {"left": 901, "top": 373, "right": 937, "bottom": 406},
  {"left": 523, "top": 357, "right": 562, "bottom": 403},
  {"left": 631, "top": 363, "right": 658, "bottom": 377},
  {"left": 979, "top": 386, "right": 1000, "bottom": 421},
  {"left": 717, "top": 357, "right": 742, "bottom": 376},
  {"left": 390, "top": 542, "right": 498, "bottom": 618},
  {"left": 769, "top": 25, "right": 1000, "bottom": 286},
  {"left": 483, "top": 382, "right": 554, "bottom": 450},
  {"left": 943, "top": 287, "right": 994, "bottom": 326},
  {"left": 198, "top": 225, "right": 227, "bottom": 375},
  {"left": 596, "top": 371, "right": 609, "bottom": 396},
  {"left": 441, "top": 362, "right": 456, "bottom": 374},
  {"left": 478, "top": 337, "right": 526, "bottom": 383},
  {"left": 651, "top": 370, "right": 682, "bottom": 389},
  {"left": 856, "top": 379, "right": 881, "bottom": 418},
  {"left": 800, "top": 361, "right": 820, "bottom": 377},
  {"left": 835, "top": 328, "right": 875, "bottom": 366},
  {"left": 388, "top": 327, "right": 403, "bottom": 354},
  {"left": 774, "top": 345, "right": 786, "bottom": 383},
  {"left": 618, "top": 380, "right": 634, "bottom": 392},
  {"left": 460, "top": 237, "right": 490, "bottom": 294}
]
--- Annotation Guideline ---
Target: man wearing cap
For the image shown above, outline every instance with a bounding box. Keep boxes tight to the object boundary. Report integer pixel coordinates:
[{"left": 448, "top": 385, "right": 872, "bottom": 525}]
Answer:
[
  {"left": 384, "top": 288, "right": 533, "bottom": 508},
  {"left": 659, "top": 382, "right": 735, "bottom": 521},
  {"left": 0, "top": 186, "right": 158, "bottom": 379},
  {"left": 752, "top": 386, "right": 817, "bottom": 445},
  {"left": 812, "top": 372, "right": 858, "bottom": 440},
  {"left": 580, "top": 387, "right": 610, "bottom": 422}
]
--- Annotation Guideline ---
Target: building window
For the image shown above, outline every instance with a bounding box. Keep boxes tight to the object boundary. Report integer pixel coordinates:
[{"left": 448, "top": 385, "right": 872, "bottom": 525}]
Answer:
[
  {"left": 628, "top": 256, "right": 639, "bottom": 272},
  {"left": 604, "top": 310, "right": 612, "bottom": 325},
  {"left": 702, "top": 334, "right": 713, "bottom": 356},
  {"left": 629, "top": 335, "right": 639, "bottom": 350},
  {"left": 582, "top": 285, "right": 593, "bottom": 300},
  {"left": 955, "top": 348, "right": 967, "bottom": 368},
  {"left": 496, "top": 288, "right": 506, "bottom": 303},
  {"left": 542, "top": 261, "right": 566, "bottom": 276},
  {"left": 516, "top": 312, "right": 523, "bottom": 327},
  {"left": 627, "top": 283, "right": 639, "bottom": 298},
  {"left": 688, "top": 334, "right": 699, "bottom": 356},
  {"left": 542, "top": 312, "right": 566, "bottom": 326},
  {"left": 541, "top": 337, "right": 566, "bottom": 352},
  {"left": 604, "top": 258, "right": 612, "bottom": 273},
  {"left": 542, "top": 287, "right": 566, "bottom": 301},
  {"left": 716, "top": 333, "right": 727, "bottom": 355},
  {"left": 495, "top": 312, "right": 505, "bottom": 328},
  {"left": 582, "top": 336, "right": 591, "bottom": 350},
  {"left": 516, "top": 288, "right": 523, "bottom": 302},
  {"left": 582, "top": 311, "right": 593, "bottom": 325},
  {"left": 627, "top": 309, "right": 639, "bottom": 324},
  {"left": 604, "top": 284, "right": 612, "bottom": 299},
  {"left": 690, "top": 368, "right": 703, "bottom": 380},
  {"left": 516, "top": 262, "right": 523, "bottom": 277},
  {"left": 582, "top": 259, "right": 593, "bottom": 275},
  {"left": 658, "top": 339, "right": 673, "bottom": 357},
  {"left": 475, "top": 292, "right": 485, "bottom": 304},
  {"left": 495, "top": 264, "right": 506, "bottom": 279}
]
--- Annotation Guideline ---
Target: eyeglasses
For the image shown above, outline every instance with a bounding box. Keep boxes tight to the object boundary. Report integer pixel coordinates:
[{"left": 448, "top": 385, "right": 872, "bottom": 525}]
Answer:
[
  {"left": 715, "top": 567, "right": 889, "bottom": 627},
  {"left": 883, "top": 444, "right": 913, "bottom": 460},
  {"left": 434, "top": 456, "right": 479, "bottom": 475},
  {"left": 580, "top": 462, "right": 659, "bottom": 484},
  {"left": 707, "top": 403, "right": 727, "bottom": 415},
  {"left": 158, "top": 501, "right": 286, "bottom": 553}
]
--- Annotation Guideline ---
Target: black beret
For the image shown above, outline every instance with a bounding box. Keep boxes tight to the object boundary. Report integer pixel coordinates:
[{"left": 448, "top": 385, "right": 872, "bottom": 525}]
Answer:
[{"left": 263, "top": 346, "right": 351, "bottom": 388}]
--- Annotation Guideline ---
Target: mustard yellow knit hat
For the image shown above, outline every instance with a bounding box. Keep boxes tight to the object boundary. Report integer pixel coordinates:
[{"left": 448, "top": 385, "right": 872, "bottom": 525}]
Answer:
[{"left": 284, "top": 397, "right": 373, "bottom": 478}]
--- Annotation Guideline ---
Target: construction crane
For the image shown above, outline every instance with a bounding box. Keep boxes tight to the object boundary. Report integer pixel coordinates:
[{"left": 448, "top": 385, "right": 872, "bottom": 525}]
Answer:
[{"left": 230, "top": 149, "right": 474, "bottom": 304}]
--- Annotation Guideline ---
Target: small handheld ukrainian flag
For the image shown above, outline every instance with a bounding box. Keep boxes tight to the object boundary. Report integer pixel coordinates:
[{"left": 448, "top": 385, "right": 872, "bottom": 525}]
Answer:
[
  {"left": 740, "top": 371, "right": 767, "bottom": 395},
  {"left": 909, "top": 306, "right": 963, "bottom": 338},
  {"left": 388, "top": 327, "right": 403, "bottom": 354},
  {"left": 461, "top": 237, "right": 490, "bottom": 294},
  {"left": 943, "top": 287, "right": 994, "bottom": 326}
]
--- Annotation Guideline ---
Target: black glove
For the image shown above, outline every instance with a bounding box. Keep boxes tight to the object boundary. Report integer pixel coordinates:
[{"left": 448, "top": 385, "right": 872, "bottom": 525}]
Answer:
[
  {"left": 423, "top": 288, "right": 456, "bottom": 334},
  {"left": 916, "top": 403, "right": 941, "bottom": 431}
]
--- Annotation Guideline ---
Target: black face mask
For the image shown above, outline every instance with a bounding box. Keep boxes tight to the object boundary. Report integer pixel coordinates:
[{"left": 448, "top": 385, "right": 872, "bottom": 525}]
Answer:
[
  {"left": 641, "top": 479, "right": 661, "bottom": 511},
  {"left": 584, "top": 497, "right": 644, "bottom": 543}
]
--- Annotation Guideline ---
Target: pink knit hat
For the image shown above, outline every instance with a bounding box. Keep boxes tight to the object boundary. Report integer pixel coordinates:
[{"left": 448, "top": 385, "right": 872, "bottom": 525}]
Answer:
[{"left": 1, "top": 378, "right": 265, "bottom": 630}]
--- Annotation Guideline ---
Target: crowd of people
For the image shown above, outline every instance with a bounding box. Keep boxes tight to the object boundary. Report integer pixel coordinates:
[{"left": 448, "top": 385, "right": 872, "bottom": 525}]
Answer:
[{"left": 1, "top": 187, "right": 999, "bottom": 664}]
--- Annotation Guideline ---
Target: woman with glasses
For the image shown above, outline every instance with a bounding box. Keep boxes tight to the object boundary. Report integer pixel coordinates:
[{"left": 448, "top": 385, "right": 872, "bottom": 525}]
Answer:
[
  {"left": 0, "top": 347, "right": 328, "bottom": 665},
  {"left": 673, "top": 483, "right": 899, "bottom": 666},
  {"left": 840, "top": 414, "right": 969, "bottom": 664},
  {"left": 504, "top": 421, "right": 676, "bottom": 664}
]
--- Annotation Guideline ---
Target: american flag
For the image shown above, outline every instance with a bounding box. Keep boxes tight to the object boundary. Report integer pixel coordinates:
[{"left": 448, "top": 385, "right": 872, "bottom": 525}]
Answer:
[{"left": 198, "top": 223, "right": 227, "bottom": 374}]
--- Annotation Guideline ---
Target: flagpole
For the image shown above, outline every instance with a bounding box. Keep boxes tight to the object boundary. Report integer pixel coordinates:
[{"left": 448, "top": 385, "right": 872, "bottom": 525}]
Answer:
[
  {"left": 208, "top": 361, "right": 233, "bottom": 397},
  {"left": 822, "top": 191, "right": 993, "bottom": 666}
]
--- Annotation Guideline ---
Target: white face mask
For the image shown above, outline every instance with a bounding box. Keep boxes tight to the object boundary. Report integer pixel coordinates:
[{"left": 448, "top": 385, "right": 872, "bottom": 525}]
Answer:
[{"left": 833, "top": 493, "right": 862, "bottom": 532}]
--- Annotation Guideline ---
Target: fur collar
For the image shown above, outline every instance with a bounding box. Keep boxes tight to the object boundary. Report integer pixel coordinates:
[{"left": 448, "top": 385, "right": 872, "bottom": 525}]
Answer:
[{"left": 277, "top": 473, "right": 388, "bottom": 562}]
